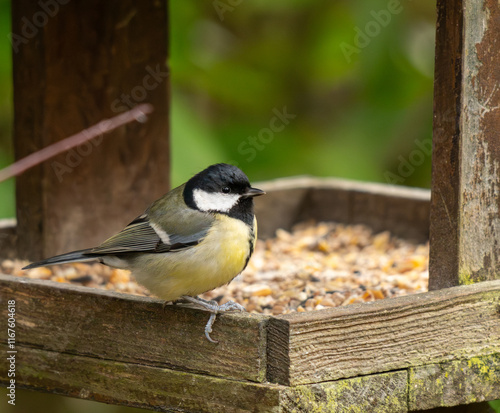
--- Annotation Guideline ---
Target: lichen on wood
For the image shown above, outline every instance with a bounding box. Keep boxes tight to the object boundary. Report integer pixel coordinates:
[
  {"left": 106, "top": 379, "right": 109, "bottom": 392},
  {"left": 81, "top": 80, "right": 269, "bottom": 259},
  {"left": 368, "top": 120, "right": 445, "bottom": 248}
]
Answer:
[
  {"left": 408, "top": 353, "right": 500, "bottom": 410},
  {"left": 280, "top": 371, "right": 408, "bottom": 413}
]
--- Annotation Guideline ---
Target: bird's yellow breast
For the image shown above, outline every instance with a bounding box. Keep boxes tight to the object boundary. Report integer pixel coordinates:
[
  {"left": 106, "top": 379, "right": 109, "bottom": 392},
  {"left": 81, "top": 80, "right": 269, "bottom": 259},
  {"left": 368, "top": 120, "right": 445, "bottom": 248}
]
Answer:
[{"left": 131, "top": 214, "right": 255, "bottom": 301}]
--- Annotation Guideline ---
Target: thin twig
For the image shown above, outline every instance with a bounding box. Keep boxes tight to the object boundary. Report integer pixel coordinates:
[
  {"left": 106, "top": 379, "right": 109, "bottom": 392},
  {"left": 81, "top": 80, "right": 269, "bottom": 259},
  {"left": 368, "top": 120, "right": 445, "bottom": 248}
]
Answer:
[{"left": 0, "top": 104, "right": 154, "bottom": 183}]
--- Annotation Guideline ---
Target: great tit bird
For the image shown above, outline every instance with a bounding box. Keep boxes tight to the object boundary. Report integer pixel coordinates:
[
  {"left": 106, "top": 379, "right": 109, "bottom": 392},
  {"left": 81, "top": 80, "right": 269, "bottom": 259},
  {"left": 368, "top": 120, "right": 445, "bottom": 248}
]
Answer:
[{"left": 23, "top": 163, "right": 265, "bottom": 343}]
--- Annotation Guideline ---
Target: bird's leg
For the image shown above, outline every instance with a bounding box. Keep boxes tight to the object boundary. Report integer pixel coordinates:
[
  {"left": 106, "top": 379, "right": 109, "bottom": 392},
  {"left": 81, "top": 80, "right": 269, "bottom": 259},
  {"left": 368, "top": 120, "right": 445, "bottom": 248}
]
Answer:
[{"left": 180, "top": 295, "right": 246, "bottom": 343}]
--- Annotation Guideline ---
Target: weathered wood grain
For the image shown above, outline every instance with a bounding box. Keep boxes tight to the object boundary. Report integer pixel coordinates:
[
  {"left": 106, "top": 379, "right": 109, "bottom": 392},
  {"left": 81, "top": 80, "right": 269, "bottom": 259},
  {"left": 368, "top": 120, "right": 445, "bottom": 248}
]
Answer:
[
  {"left": 255, "top": 177, "right": 430, "bottom": 242},
  {"left": 428, "top": 0, "right": 463, "bottom": 291},
  {"left": 267, "top": 280, "right": 500, "bottom": 385},
  {"left": 12, "top": 0, "right": 170, "bottom": 260},
  {"left": 430, "top": 0, "right": 500, "bottom": 288},
  {"left": 0, "top": 346, "right": 409, "bottom": 413},
  {"left": 409, "top": 353, "right": 500, "bottom": 410},
  {"left": 280, "top": 371, "right": 408, "bottom": 413},
  {"left": 0, "top": 345, "right": 282, "bottom": 413},
  {"left": 459, "top": 0, "right": 500, "bottom": 284},
  {"left": 2, "top": 345, "right": 498, "bottom": 412},
  {"left": 0, "top": 274, "right": 268, "bottom": 383},
  {"left": 2, "top": 273, "right": 499, "bottom": 411}
]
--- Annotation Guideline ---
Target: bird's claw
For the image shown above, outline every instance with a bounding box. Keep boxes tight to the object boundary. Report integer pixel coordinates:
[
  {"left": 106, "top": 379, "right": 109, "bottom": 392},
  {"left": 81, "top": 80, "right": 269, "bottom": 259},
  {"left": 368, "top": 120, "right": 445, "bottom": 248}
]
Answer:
[
  {"left": 205, "top": 313, "right": 218, "bottom": 343},
  {"left": 180, "top": 296, "right": 246, "bottom": 343},
  {"left": 218, "top": 301, "right": 246, "bottom": 312}
]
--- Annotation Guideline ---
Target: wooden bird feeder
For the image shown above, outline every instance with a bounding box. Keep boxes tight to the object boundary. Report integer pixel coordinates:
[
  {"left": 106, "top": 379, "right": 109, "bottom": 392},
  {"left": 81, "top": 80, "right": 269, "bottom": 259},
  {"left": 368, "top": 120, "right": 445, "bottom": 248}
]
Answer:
[{"left": 1, "top": 0, "right": 499, "bottom": 412}]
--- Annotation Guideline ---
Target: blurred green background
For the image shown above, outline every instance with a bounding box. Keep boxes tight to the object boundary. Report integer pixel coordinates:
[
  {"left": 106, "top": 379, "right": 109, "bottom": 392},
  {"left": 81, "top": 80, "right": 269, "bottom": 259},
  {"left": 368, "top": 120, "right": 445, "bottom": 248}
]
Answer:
[
  {"left": 0, "top": 0, "right": 435, "bottom": 219},
  {"left": 0, "top": 0, "right": 13, "bottom": 218}
]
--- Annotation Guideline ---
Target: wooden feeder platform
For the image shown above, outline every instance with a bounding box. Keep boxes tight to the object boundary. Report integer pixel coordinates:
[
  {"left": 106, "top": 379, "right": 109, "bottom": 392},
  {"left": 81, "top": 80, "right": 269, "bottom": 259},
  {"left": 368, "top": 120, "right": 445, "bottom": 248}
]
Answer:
[{"left": 1, "top": 179, "right": 499, "bottom": 412}]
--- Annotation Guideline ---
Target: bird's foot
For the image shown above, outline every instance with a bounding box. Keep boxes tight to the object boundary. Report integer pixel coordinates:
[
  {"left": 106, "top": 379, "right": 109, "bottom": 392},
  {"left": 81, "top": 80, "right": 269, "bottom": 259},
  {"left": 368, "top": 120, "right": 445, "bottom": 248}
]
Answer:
[{"left": 180, "top": 295, "right": 246, "bottom": 343}]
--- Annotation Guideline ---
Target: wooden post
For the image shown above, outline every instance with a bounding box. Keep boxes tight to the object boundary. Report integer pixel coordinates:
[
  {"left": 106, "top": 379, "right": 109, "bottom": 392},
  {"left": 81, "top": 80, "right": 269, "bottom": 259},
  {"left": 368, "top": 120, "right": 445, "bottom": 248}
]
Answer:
[
  {"left": 429, "top": 0, "right": 500, "bottom": 290},
  {"left": 12, "top": 0, "right": 169, "bottom": 260}
]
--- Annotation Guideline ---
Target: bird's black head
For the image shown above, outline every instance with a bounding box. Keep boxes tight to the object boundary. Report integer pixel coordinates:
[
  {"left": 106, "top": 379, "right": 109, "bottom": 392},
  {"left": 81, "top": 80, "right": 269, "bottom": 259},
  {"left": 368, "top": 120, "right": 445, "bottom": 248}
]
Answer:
[{"left": 183, "top": 163, "right": 265, "bottom": 225}]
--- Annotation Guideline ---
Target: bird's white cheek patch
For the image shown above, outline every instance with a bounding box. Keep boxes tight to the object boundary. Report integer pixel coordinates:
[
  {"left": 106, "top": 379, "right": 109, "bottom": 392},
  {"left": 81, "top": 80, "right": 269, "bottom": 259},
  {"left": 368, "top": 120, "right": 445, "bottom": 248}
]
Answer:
[{"left": 193, "top": 189, "right": 240, "bottom": 213}]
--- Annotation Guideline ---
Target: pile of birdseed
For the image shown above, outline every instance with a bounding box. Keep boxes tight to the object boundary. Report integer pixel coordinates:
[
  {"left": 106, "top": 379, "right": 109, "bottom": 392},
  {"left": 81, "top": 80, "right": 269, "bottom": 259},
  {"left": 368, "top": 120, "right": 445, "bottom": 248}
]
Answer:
[{"left": 1, "top": 221, "right": 428, "bottom": 315}]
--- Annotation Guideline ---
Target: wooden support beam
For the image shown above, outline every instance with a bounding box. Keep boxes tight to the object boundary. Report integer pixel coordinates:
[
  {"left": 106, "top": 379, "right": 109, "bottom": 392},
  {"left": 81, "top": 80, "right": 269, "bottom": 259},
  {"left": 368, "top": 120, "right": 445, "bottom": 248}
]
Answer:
[
  {"left": 0, "top": 275, "right": 268, "bottom": 383},
  {"left": 12, "top": 0, "right": 169, "bottom": 260},
  {"left": 1, "top": 275, "right": 499, "bottom": 411},
  {"left": 3, "top": 346, "right": 281, "bottom": 413},
  {"left": 3, "top": 276, "right": 499, "bottom": 390},
  {"left": 4, "top": 343, "right": 497, "bottom": 412},
  {"left": 430, "top": 0, "right": 500, "bottom": 289}
]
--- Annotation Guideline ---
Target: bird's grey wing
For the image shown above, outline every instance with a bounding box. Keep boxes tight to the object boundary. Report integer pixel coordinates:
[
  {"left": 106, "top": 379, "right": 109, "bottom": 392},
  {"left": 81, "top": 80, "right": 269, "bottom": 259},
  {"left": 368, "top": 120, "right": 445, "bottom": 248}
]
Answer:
[{"left": 87, "top": 213, "right": 212, "bottom": 255}]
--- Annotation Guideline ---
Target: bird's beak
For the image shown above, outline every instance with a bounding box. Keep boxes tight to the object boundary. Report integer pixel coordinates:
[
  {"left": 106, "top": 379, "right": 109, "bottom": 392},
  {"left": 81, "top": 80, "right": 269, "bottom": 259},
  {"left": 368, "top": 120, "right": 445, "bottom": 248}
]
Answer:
[{"left": 242, "top": 187, "right": 266, "bottom": 198}]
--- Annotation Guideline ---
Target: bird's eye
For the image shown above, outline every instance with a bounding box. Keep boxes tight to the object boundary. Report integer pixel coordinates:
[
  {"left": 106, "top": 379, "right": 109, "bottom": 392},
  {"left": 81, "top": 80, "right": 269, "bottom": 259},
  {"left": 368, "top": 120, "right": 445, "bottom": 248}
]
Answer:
[{"left": 222, "top": 186, "right": 231, "bottom": 194}]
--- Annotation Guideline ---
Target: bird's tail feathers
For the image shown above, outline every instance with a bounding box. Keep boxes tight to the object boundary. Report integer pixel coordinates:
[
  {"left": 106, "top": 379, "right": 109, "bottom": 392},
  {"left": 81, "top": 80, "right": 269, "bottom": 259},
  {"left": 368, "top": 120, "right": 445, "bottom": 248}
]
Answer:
[{"left": 22, "top": 249, "right": 97, "bottom": 270}]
